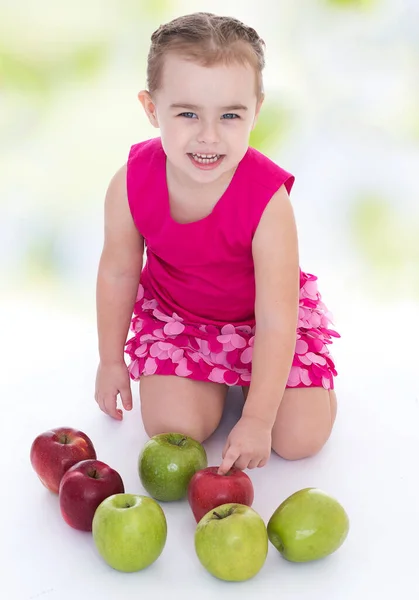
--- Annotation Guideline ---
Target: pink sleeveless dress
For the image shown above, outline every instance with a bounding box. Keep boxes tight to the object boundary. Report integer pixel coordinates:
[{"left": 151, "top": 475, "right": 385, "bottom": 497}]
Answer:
[{"left": 125, "top": 137, "right": 339, "bottom": 389}]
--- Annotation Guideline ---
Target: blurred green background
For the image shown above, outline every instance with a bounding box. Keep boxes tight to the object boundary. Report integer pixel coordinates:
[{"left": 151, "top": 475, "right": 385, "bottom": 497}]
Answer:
[{"left": 1, "top": 0, "right": 418, "bottom": 353}]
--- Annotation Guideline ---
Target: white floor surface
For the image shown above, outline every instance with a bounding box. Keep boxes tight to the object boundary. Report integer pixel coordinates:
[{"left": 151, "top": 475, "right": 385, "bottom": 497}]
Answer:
[{"left": 2, "top": 291, "right": 419, "bottom": 600}]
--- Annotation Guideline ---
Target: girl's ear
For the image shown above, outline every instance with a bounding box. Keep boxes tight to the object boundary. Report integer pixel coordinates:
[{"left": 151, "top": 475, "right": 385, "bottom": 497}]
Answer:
[{"left": 138, "top": 90, "right": 160, "bottom": 128}]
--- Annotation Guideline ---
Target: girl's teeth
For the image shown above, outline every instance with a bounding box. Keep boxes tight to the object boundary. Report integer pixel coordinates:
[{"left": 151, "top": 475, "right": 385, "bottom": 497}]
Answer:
[{"left": 191, "top": 153, "right": 221, "bottom": 164}]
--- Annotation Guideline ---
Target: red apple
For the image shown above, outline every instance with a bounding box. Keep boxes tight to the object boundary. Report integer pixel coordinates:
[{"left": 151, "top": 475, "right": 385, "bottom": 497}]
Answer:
[
  {"left": 187, "top": 466, "right": 254, "bottom": 523},
  {"left": 59, "top": 459, "right": 125, "bottom": 531},
  {"left": 30, "top": 427, "right": 97, "bottom": 493}
]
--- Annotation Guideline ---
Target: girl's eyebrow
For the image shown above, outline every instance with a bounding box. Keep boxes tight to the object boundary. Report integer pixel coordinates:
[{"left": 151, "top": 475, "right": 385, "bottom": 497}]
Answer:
[{"left": 170, "top": 103, "right": 248, "bottom": 111}]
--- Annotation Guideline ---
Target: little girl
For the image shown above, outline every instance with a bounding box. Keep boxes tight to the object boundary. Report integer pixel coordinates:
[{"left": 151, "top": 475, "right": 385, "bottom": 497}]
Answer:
[{"left": 94, "top": 12, "right": 339, "bottom": 475}]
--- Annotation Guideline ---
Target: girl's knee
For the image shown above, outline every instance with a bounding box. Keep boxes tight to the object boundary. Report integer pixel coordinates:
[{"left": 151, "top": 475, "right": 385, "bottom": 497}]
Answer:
[
  {"left": 139, "top": 375, "right": 227, "bottom": 443},
  {"left": 143, "top": 418, "right": 210, "bottom": 443},
  {"left": 271, "top": 388, "right": 337, "bottom": 461},
  {"left": 272, "top": 432, "right": 330, "bottom": 461}
]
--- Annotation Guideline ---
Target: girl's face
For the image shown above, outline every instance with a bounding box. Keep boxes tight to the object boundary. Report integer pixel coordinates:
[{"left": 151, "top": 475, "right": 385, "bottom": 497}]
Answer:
[{"left": 139, "top": 53, "right": 263, "bottom": 187}]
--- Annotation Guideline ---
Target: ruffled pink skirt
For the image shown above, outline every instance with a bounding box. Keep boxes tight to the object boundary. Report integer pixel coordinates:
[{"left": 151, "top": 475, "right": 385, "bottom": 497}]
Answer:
[{"left": 125, "top": 271, "right": 339, "bottom": 390}]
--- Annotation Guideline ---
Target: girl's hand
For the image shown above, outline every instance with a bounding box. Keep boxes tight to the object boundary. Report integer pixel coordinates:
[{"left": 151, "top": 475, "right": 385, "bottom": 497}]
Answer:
[
  {"left": 218, "top": 415, "right": 272, "bottom": 474},
  {"left": 95, "top": 361, "right": 133, "bottom": 420}
]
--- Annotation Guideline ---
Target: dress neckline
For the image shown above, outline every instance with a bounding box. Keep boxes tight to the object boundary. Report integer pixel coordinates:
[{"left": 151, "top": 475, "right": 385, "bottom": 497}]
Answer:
[{"left": 159, "top": 141, "right": 249, "bottom": 226}]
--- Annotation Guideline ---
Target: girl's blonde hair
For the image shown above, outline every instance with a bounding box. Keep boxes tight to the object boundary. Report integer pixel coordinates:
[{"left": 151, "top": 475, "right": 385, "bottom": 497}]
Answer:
[{"left": 147, "top": 12, "right": 266, "bottom": 100}]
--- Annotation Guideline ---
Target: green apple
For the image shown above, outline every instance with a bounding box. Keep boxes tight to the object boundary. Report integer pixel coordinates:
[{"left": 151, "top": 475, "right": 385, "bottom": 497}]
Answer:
[
  {"left": 195, "top": 503, "right": 268, "bottom": 582},
  {"left": 267, "top": 487, "right": 349, "bottom": 562},
  {"left": 139, "top": 433, "right": 207, "bottom": 501},
  {"left": 92, "top": 493, "right": 167, "bottom": 572}
]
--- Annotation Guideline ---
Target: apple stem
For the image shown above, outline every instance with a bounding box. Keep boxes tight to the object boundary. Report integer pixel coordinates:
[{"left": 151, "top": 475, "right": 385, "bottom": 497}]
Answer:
[
  {"left": 213, "top": 507, "right": 235, "bottom": 520},
  {"left": 168, "top": 435, "right": 189, "bottom": 447}
]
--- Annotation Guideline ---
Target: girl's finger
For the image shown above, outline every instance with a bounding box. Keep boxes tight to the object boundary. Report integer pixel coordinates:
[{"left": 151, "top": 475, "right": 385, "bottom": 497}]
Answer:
[
  {"left": 104, "top": 396, "right": 122, "bottom": 420},
  {"left": 218, "top": 447, "right": 240, "bottom": 474},
  {"left": 120, "top": 386, "right": 133, "bottom": 411},
  {"left": 234, "top": 454, "right": 251, "bottom": 471},
  {"left": 221, "top": 439, "right": 230, "bottom": 459}
]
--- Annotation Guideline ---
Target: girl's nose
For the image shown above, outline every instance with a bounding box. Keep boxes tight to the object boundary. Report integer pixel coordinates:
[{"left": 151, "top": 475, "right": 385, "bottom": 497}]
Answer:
[{"left": 196, "top": 122, "right": 220, "bottom": 145}]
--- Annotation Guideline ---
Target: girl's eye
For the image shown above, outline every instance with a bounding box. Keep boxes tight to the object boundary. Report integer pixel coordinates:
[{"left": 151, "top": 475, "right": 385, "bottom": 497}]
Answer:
[{"left": 179, "top": 112, "right": 240, "bottom": 120}]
